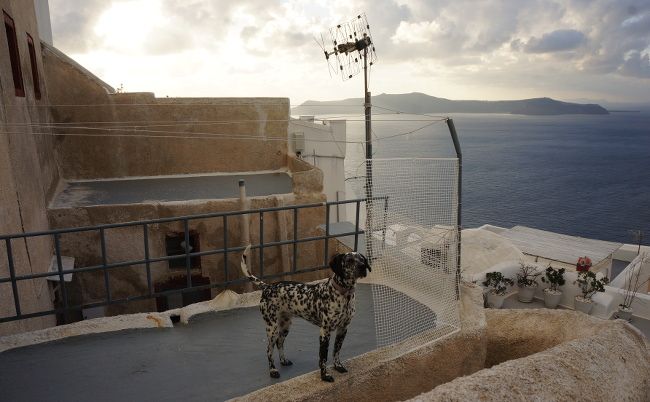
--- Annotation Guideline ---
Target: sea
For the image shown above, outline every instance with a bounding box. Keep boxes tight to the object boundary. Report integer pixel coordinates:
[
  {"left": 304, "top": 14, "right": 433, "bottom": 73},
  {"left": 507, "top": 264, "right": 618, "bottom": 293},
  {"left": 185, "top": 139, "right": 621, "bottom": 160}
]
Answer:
[{"left": 341, "top": 112, "right": 650, "bottom": 246}]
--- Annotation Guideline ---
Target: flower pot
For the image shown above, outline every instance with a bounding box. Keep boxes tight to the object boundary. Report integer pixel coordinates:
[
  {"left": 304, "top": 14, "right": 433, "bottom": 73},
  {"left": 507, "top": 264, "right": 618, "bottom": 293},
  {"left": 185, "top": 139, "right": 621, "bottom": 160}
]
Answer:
[
  {"left": 616, "top": 306, "right": 633, "bottom": 322},
  {"left": 517, "top": 284, "right": 537, "bottom": 303},
  {"left": 543, "top": 289, "right": 562, "bottom": 309},
  {"left": 487, "top": 292, "right": 507, "bottom": 309},
  {"left": 574, "top": 296, "right": 593, "bottom": 314}
]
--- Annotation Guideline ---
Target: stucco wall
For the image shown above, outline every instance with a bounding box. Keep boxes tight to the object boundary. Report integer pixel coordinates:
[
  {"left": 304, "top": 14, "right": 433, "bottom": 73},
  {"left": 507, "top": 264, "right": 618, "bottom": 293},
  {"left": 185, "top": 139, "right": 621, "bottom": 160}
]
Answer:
[
  {"left": 414, "top": 309, "right": 649, "bottom": 401},
  {"left": 42, "top": 47, "right": 290, "bottom": 180},
  {"left": 47, "top": 162, "right": 329, "bottom": 317},
  {"left": 0, "top": 0, "right": 59, "bottom": 336}
]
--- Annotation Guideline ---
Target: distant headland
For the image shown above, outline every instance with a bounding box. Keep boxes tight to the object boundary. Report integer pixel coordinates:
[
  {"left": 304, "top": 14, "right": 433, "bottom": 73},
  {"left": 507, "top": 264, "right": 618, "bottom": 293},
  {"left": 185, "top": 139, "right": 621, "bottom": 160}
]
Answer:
[{"left": 292, "top": 92, "right": 609, "bottom": 116}]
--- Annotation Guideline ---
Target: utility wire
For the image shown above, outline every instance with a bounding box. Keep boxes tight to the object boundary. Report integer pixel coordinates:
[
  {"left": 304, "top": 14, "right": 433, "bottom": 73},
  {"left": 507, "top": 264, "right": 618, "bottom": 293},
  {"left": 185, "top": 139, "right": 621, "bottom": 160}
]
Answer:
[{"left": 1, "top": 115, "right": 445, "bottom": 128}]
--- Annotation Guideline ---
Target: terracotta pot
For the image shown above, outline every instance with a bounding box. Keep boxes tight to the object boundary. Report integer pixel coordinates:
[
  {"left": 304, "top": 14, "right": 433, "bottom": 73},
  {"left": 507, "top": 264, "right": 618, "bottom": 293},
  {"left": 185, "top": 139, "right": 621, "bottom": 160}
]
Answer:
[
  {"left": 487, "top": 292, "right": 507, "bottom": 309},
  {"left": 517, "top": 284, "right": 537, "bottom": 303},
  {"left": 574, "top": 296, "right": 593, "bottom": 314},
  {"left": 616, "top": 306, "right": 633, "bottom": 321},
  {"left": 543, "top": 289, "right": 562, "bottom": 309}
]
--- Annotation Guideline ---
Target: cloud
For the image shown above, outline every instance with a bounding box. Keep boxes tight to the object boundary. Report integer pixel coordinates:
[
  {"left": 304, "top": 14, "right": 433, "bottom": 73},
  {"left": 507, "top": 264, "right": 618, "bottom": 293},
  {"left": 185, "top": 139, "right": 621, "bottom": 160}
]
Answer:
[
  {"left": 47, "top": 0, "right": 650, "bottom": 104},
  {"left": 523, "top": 29, "right": 587, "bottom": 53},
  {"left": 49, "top": 0, "right": 111, "bottom": 52},
  {"left": 619, "top": 51, "right": 650, "bottom": 78}
]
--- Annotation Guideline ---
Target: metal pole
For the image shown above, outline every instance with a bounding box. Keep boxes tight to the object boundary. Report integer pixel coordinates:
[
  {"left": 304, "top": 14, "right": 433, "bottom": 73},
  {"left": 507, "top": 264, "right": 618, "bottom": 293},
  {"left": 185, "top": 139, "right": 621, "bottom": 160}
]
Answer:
[
  {"left": 364, "top": 46, "right": 374, "bottom": 259},
  {"left": 446, "top": 118, "right": 462, "bottom": 300}
]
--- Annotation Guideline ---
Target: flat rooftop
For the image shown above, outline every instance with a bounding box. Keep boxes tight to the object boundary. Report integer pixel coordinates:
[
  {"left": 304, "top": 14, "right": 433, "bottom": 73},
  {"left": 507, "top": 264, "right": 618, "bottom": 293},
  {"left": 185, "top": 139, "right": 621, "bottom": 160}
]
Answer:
[
  {"left": 495, "top": 225, "right": 622, "bottom": 265},
  {"left": 51, "top": 172, "right": 293, "bottom": 208},
  {"left": 0, "top": 284, "right": 376, "bottom": 402}
]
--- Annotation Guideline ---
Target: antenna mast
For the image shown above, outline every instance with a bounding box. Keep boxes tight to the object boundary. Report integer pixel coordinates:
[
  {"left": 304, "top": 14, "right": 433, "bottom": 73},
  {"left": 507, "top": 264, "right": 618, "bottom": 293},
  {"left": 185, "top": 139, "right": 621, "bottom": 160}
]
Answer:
[{"left": 318, "top": 13, "right": 377, "bottom": 254}]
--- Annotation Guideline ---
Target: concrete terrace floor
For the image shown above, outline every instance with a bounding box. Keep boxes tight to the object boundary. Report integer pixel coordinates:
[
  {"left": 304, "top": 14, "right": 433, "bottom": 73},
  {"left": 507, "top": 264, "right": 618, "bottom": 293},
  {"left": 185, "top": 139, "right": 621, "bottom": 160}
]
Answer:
[
  {"left": 51, "top": 172, "right": 293, "bottom": 208},
  {"left": 0, "top": 284, "right": 376, "bottom": 402}
]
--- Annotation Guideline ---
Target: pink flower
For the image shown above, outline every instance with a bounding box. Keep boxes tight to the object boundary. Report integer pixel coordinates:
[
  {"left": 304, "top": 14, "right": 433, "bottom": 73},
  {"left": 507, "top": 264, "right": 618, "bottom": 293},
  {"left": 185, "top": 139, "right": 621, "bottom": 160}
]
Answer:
[{"left": 576, "top": 256, "right": 592, "bottom": 272}]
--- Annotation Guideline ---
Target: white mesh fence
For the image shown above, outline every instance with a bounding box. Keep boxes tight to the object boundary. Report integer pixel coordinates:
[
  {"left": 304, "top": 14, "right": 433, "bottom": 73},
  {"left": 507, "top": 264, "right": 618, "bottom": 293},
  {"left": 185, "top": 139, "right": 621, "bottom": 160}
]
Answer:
[{"left": 364, "top": 158, "right": 461, "bottom": 352}]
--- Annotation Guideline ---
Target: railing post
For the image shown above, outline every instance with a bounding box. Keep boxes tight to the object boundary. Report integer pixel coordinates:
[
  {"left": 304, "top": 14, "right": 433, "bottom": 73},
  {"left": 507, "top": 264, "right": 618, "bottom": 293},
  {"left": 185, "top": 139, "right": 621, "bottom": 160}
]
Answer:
[
  {"left": 293, "top": 208, "right": 298, "bottom": 272},
  {"left": 223, "top": 215, "right": 228, "bottom": 282},
  {"left": 354, "top": 200, "right": 361, "bottom": 252},
  {"left": 239, "top": 179, "right": 252, "bottom": 291},
  {"left": 143, "top": 224, "right": 152, "bottom": 296},
  {"left": 5, "top": 239, "right": 21, "bottom": 318},
  {"left": 259, "top": 211, "right": 264, "bottom": 278},
  {"left": 324, "top": 203, "right": 330, "bottom": 265},
  {"left": 53, "top": 233, "right": 68, "bottom": 323},
  {"left": 100, "top": 228, "right": 112, "bottom": 302},
  {"left": 184, "top": 219, "right": 192, "bottom": 288}
]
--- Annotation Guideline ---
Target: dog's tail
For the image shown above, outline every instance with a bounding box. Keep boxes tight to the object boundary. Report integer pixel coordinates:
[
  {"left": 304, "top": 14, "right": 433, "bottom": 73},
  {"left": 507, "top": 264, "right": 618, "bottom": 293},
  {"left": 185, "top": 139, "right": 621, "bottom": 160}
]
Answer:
[{"left": 240, "top": 245, "right": 266, "bottom": 288}]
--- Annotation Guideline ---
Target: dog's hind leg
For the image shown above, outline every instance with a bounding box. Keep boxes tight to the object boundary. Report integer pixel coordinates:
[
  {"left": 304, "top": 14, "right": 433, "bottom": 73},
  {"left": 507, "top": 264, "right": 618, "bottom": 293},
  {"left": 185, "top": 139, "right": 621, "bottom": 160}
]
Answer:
[
  {"left": 262, "top": 303, "right": 281, "bottom": 379},
  {"left": 265, "top": 323, "right": 281, "bottom": 378},
  {"left": 319, "top": 328, "right": 334, "bottom": 382},
  {"left": 333, "top": 327, "right": 348, "bottom": 373},
  {"left": 276, "top": 315, "right": 293, "bottom": 366}
]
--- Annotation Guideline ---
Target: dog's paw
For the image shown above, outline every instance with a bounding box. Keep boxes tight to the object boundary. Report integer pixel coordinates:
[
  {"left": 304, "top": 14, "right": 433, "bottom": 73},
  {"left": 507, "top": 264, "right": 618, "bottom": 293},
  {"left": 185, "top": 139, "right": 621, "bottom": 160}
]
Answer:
[
  {"left": 334, "top": 364, "right": 348, "bottom": 373},
  {"left": 321, "top": 374, "right": 334, "bottom": 382},
  {"left": 269, "top": 369, "right": 280, "bottom": 379},
  {"left": 280, "top": 359, "right": 293, "bottom": 366}
]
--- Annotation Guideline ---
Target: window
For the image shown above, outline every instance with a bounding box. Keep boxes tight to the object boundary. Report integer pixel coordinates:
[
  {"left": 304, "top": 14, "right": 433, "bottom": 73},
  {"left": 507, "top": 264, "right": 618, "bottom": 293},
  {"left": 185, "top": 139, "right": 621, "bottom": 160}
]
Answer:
[
  {"left": 165, "top": 231, "right": 201, "bottom": 269},
  {"left": 26, "top": 33, "right": 40, "bottom": 100},
  {"left": 3, "top": 11, "right": 24, "bottom": 97}
]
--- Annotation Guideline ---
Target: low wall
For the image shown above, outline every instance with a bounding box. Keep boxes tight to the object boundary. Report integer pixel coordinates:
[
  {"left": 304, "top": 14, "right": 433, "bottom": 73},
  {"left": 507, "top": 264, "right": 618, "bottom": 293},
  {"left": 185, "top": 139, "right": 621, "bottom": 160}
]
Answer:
[
  {"left": 234, "top": 284, "right": 487, "bottom": 402},
  {"left": 413, "top": 309, "right": 649, "bottom": 401}
]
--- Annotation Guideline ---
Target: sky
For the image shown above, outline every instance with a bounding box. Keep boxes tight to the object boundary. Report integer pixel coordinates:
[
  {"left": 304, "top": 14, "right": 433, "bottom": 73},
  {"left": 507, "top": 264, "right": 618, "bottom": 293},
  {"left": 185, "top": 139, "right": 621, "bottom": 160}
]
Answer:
[{"left": 48, "top": 0, "right": 650, "bottom": 105}]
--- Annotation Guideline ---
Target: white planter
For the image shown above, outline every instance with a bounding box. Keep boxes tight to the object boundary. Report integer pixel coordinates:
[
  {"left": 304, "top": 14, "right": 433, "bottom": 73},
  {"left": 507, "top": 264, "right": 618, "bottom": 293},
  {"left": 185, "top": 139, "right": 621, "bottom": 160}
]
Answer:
[
  {"left": 574, "top": 296, "right": 593, "bottom": 314},
  {"left": 543, "top": 289, "right": 562, "bottom": 309},
  {"left": 487, "top": 292, "right": 507, "bottom": 309},
  {"left": 616, "top": 306, "right": 633, "bottom": 321},
  {"left": 517, "top": 284, "right": 537, "bottom": 303}
]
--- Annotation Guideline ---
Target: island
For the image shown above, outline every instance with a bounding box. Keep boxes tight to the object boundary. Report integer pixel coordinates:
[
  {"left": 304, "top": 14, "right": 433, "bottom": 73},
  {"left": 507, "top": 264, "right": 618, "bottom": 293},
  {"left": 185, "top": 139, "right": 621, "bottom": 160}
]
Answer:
[{"left": 291, "top": 93, "right": 609, "bottom": 116}]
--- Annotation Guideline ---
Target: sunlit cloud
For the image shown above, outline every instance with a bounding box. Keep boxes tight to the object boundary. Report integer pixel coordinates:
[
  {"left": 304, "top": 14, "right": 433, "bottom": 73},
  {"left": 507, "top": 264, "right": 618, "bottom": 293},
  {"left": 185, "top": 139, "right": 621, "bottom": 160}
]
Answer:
[{"left": 49, "top": 0, "right": 650, "bottom": 104}]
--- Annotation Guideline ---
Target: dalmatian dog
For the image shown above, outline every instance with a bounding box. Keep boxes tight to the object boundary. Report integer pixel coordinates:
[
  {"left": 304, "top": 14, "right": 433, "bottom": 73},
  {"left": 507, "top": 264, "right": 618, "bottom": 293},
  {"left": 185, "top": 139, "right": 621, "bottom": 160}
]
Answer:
[{"left": 240, "top": 245, "right": 371, "bottom": 382}]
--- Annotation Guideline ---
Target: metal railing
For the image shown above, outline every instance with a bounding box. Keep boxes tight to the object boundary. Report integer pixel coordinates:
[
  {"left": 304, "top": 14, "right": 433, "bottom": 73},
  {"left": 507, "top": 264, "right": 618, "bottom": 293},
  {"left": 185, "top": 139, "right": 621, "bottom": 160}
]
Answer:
[{"left": 0, "top": 197, "right": 387, "bottom": 324}]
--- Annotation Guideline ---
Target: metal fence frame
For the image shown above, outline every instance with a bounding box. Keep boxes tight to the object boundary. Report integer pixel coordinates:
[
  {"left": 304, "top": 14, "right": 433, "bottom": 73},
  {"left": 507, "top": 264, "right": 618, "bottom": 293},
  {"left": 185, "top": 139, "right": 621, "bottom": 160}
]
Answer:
[{"left": 0, "top": 197, "right": 386, "bottom": 324}]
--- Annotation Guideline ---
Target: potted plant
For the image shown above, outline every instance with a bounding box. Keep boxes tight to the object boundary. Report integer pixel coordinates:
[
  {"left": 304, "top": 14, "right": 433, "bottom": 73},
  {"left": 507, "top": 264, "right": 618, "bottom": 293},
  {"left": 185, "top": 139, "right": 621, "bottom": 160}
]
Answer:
[
  {"left": 482, "top": 272, "right": 514, "bottom": 309},
  {"left": 541, "top": 266, "right": 565, "bottom": 308},
  {"left": 617, "top": 254, "right": 649, "bottom": 321},
  {"left": 573, "top": 270, "right": 609, "bottom": 314},
  {"left": 516, "top": 262, "right": 541, "bottom": 303}
]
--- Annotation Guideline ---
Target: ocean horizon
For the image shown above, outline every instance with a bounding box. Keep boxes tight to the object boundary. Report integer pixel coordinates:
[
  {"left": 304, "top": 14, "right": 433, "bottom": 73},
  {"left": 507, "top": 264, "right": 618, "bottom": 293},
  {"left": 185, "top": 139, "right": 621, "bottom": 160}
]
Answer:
[{"left": 341, "top": 112, "right": 650, "bottom": 246}]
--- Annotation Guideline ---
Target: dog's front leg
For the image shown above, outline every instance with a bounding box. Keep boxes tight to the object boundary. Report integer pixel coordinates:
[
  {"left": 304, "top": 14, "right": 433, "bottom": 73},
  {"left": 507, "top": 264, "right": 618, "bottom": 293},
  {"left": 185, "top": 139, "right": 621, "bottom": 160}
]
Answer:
[
  {"left": 319, "top": 328, "right": 334, "bottom": 382},
  {"left": 333, "top": 327, "right": 348, "bottom": 373}
]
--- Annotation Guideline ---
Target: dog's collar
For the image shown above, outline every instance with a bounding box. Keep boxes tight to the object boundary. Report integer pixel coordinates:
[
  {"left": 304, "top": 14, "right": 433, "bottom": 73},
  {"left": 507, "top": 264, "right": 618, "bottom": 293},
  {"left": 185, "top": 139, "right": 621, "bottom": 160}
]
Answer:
[{"left": 330, "top": 277, "right": 355, "bottom": 296}]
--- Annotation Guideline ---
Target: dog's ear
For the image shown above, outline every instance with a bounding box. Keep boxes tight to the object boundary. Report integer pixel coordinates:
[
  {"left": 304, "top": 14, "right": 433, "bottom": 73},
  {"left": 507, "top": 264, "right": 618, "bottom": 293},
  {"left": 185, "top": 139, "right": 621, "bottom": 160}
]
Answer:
[
  {"left": 329, "top": 253, "right": 345, "bottom": 277},
  {"left": 361, "top": 254, "right": 371, "bottom": 272}
]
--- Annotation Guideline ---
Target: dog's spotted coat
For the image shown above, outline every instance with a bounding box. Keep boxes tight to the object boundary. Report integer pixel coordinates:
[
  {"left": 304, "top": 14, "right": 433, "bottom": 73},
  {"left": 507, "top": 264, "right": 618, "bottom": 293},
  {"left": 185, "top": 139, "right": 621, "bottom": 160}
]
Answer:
[{"left": 240, "top": 246, "right": 371, "bottom": 382}]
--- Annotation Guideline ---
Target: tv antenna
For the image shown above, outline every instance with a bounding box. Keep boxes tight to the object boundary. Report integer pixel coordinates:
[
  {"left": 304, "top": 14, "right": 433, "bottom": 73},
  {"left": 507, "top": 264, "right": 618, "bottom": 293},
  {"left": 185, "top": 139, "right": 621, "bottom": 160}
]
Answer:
[{"left": 317, "top": 13, "right": 377, "bottom": 256}]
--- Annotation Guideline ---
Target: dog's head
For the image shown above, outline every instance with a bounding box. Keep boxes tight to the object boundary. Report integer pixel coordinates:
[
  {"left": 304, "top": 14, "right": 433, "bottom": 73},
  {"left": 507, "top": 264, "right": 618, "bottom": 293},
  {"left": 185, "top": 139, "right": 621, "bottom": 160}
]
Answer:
[{"left": 329, "top": 252, "right": 371, "bottom": 287}]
